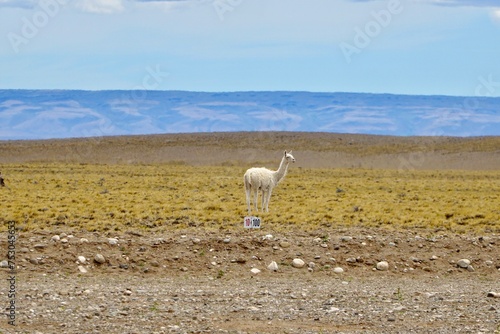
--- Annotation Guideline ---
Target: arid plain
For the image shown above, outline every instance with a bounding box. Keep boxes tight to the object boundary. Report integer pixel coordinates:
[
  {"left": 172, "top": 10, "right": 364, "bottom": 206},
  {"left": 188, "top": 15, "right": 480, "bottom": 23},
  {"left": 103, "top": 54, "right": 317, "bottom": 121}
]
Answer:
[{"left": 1, "top": 132, "right": 499, "bottom": 333}]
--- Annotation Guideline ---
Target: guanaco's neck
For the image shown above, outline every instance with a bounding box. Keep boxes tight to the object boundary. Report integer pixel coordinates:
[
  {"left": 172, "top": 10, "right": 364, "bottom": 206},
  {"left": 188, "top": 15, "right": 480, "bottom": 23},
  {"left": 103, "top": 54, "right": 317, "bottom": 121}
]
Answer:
[{"left": 273, "top": 155, "right": 289, "bottom": 184}]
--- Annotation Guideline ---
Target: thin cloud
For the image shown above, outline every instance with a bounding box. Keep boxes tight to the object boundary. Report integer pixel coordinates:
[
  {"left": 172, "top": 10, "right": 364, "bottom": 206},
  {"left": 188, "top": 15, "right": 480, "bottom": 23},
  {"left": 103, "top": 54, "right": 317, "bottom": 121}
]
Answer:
[
  {"left": 0, "top": 0, "right": 36, "bottom": 8},
  {"left": 74, "top": 0, "right": 124, "bottom": 14},
  {"left": 133, "top": 0, "right": 207, "bottom": 3},
  {"left": 347, "top": 0, "right": 499, "bottom": 7},
  {"left": 0, "top": 0, "right": 191, "bottom": 11},
  {"left": 132, "top": 0, "right": 210, "bottom": 12},
  {"left": 134, "top": 0, "right": 195, "bottom": 2},
  {"left": 425, "top": 0, "right": 500, "bottom": 7},
  {"left": 492, "top": 8, "right": 500, "bottom": 21}
]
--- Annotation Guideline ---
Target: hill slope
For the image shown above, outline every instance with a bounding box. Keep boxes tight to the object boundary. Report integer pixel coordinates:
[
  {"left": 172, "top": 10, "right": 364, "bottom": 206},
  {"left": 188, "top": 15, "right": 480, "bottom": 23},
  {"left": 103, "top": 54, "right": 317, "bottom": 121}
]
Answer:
[
  {"left": 1, "top": 90, "right": 499, "bottom": 140},
  {"left": 1, "top": 132, "right": 499, "bottom": 170}
]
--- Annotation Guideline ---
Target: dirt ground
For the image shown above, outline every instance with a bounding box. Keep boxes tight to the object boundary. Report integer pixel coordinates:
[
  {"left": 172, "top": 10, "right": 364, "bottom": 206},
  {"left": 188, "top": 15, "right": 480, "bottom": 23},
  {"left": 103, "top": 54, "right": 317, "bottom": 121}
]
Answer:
[
  {"left": 1, "top": 132, "right": 500, "bottom": 333},
  {"left": 2, "top": 226, "right": 500, "bottom": 333}
]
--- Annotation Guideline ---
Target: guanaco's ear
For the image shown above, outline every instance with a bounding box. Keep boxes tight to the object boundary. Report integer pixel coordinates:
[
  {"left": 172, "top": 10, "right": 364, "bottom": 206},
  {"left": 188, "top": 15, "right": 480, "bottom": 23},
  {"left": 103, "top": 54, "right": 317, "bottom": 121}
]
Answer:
[
  {"left": 289, "top": 150, "right": 292, "bottom": 154},
  {"left": 284, "top": 150, "right": 287, "bottom": 155}
]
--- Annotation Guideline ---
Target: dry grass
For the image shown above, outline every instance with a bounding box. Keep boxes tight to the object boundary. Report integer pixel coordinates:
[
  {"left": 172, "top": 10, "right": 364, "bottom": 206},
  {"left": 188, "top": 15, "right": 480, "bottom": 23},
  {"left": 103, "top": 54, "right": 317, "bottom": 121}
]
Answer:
[{"left": 1, "top": 163, "right": 498, "bottom": 234}]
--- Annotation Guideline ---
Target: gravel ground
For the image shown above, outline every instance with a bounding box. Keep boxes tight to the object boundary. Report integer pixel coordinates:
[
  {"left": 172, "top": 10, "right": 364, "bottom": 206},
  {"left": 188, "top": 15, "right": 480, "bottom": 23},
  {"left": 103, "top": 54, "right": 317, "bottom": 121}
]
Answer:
[{"left": 1, "top": 227, "right": 500, "bottom": 333}]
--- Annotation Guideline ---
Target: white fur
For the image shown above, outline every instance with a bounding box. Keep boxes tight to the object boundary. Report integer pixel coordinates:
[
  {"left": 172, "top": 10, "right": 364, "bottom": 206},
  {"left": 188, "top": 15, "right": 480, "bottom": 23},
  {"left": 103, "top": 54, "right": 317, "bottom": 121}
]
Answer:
[{"left": 244, "top": 150, "right": 295, "bottom": 213}]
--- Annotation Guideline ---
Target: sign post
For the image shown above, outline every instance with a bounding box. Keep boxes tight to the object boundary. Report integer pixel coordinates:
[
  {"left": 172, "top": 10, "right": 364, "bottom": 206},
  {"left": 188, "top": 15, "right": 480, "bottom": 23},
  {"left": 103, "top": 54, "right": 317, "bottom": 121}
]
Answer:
[{"left": 244, "top": 216, "right": 261, "bottom": 229}]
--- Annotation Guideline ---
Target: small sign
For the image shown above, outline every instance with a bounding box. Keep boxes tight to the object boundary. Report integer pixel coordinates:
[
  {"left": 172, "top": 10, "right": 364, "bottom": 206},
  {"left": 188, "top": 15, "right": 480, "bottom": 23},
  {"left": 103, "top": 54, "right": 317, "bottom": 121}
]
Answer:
[{"left": 244, "top": 216, "right": 261, "bottom": 229}]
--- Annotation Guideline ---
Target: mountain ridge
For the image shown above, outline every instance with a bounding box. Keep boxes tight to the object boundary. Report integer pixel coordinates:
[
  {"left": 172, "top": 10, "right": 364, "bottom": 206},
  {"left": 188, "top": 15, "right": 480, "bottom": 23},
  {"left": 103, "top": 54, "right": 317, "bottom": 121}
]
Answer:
[{"left": 1, "top": 89, "right": 499, "bottom": 140}]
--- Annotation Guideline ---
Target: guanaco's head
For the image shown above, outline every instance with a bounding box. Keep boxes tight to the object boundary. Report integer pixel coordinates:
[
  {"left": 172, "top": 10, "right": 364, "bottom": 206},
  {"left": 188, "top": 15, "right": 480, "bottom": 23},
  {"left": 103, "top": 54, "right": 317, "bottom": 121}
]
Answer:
[{"left": 284, "top": 150, "right": 296, "bottom": 163}]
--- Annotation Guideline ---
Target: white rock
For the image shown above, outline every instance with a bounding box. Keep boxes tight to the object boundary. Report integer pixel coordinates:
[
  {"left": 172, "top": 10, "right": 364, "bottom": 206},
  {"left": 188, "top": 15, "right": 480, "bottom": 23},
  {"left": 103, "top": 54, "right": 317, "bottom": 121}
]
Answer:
[
  {"left": 279, "top": 241, "right": 291, "bottom": 248},
  {"left": 326, "top": 307, "right": 340, "bottom": 313},
  {"left": 78, "top": 266, "right": 87, "bottom": 273},
  {"left": 192, "top": 238, "right": 201, "bottom": 244},
  {"left": 292, "top": 258, "right": 305, "bottom": 268},
  {"left": 457, "top": 259, "right": 471, "bottom": 268},
  {"left": 77, "top": 256, "right": 86, "bottom": 264},
  {"left": 333, "top": 267, "right": 344, "bottom": 274},
  {"left": 51, "top": 235, "right": 60, "bottom": 242},
  {"left": 223, "top": 238, "right": 231, "bottom": 244},
  {"left": 250, "top": 268, "right": 261, "bottom": 275},
  {"left": 487, "top": 292, "right": 500, "bottom": 298},
  {"left": 262, "top": 234, "right": 273, "bottom": 241},
  {"left": 376, "top": 261, "right": 389, "bottom": 271},
  {"left": 267, "top": 261, "right": 279, "bottom": 271},
  {"left": 107, "top": 238, "right": 118, "bottom": 245},
  {"left": 61, "top": 238, "right": 68, "bottom": 244},
  {"left": 0, "top": 260, "right": 8, "bottom": 268},
  {"left": 94, "top": 254, "right": 106, "bottom": 264},
  {"left": 79, "top": 238, "right": 89, "bottom": 243}
]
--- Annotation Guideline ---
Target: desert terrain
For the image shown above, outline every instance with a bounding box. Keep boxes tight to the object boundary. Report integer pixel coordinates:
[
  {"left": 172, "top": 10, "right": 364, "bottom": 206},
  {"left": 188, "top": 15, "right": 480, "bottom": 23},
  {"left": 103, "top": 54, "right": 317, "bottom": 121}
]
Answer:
[{"left": 1, "top": 132, "right": 500, "bottom": 334}]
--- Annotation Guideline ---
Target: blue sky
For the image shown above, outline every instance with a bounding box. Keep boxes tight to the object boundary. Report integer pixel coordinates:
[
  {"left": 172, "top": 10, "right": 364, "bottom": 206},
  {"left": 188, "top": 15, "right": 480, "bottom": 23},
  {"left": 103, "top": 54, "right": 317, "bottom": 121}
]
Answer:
[{"left": 1, "top": 0, "right": 500, "bottom": 97}]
